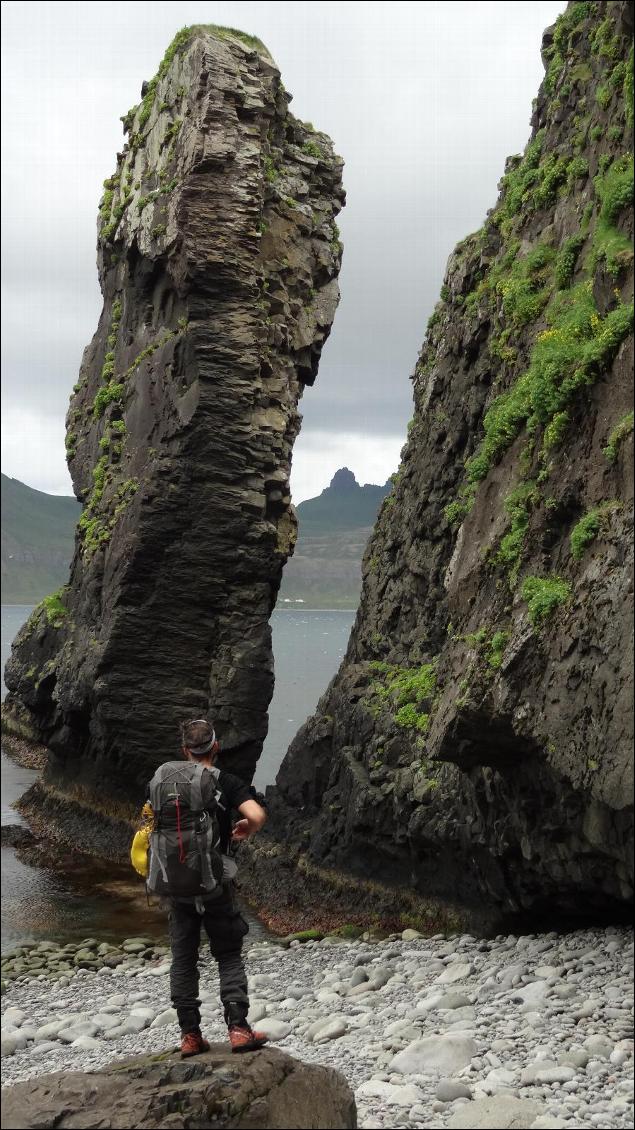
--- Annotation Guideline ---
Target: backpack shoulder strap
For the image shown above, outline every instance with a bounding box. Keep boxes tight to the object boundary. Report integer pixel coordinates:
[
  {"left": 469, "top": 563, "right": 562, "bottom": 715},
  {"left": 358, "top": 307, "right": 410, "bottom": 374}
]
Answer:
[
  {"left": 205, "top": 765, "right": 224, "bottom": 810},
  {"left": 188, "top": 762, "right": 206, "bottom": 812},
  {"left": 148, "top": 763, "right": 171, "bottom": 811}
]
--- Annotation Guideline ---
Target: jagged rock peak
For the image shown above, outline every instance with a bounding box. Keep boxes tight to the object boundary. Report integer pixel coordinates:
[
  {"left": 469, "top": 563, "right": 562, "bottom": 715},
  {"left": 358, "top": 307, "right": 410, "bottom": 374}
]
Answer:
[
  {"left": 267, "top": 1, "right": 634, "bottom": 924},
  {"left": 327, "top": 467, "right": 359, "bottom": 492},
  {"left": 3, "top": 24, "right": 345, "bottom": 822}
]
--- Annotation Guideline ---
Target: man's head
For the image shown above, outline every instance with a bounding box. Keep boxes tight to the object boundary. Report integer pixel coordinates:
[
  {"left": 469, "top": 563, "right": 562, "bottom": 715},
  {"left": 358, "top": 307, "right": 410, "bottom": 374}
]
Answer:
[{"left": 180, "top": 718, "right": 219, "bottom": 763}]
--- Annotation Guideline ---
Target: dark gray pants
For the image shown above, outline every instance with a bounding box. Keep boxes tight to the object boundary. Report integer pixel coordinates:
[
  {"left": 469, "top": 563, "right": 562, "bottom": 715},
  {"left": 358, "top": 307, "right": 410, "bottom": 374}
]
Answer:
[{"left": 168, "top": 886, "right": 249, "bottom": 1033}]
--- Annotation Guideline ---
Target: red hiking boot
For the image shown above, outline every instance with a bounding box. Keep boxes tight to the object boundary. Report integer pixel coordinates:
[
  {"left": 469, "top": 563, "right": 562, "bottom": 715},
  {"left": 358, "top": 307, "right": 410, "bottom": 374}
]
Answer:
[
  {"left": 180, "top": 1031, "right": 210, "bottom": 1058},
  {"left": 228, "top": 1023, "right": 269, "bottom": 1053}
]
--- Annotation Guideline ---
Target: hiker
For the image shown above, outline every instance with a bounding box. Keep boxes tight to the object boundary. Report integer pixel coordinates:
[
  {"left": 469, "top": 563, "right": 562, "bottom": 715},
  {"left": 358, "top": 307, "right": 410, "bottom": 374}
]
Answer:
[{"left": 131, "top": 717, "right": 269, "bottom": 1057}]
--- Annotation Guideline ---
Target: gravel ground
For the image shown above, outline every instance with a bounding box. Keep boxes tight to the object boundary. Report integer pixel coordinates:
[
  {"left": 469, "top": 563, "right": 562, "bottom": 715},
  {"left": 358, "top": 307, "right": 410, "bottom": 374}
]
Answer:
[{"left": 2, "top": 925, "right": 633, "bottom": 1129}]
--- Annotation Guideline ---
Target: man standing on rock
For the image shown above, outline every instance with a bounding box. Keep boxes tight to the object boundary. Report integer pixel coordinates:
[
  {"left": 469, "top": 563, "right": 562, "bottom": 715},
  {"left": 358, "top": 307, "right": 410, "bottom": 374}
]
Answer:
[{"left": 134, "top": 718, "right": 269, "bottom": 1056}]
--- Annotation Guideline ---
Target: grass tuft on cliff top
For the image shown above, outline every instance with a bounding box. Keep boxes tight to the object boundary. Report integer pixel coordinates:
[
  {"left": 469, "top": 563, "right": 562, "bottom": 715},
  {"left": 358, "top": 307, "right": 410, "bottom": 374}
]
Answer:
[
  {"left": 194, "top": 24, "right": 273, "bottom": 57},
  {"left": 126, "top": 25, "right": 273, "bottom": 134}
]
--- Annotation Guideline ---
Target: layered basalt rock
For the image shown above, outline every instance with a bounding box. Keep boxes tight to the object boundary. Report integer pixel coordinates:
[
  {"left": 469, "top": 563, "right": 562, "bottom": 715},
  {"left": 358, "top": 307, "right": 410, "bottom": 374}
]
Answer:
[
  {"left": 268, "top": 2, "right": 634, "bottom": 920},
  {"left": 3, "top": 26, "right": 344, "bottom": 810}
]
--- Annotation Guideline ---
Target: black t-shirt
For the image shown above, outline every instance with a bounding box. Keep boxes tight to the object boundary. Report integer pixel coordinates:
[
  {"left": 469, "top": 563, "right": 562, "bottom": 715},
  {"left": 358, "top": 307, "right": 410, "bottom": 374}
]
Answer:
[
  {"left": 214, "top": 770, "right": 255, "bottom": 853},
  {"left": 147, "top": 766, "right": 262, "bottom": 854}
]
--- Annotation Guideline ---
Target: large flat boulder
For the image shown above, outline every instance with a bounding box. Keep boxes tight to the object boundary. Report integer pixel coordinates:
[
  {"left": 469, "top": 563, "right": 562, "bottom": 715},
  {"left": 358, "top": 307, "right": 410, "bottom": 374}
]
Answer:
[{"left": 0, "top": 1044, "right": 357, "bottom": 1129}]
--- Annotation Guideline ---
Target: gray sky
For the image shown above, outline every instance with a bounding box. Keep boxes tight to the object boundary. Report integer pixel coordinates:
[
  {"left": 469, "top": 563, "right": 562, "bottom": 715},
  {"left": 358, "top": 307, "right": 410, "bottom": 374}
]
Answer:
[{"left": 1, "top": 0, "right": 564, "bottom": 502}]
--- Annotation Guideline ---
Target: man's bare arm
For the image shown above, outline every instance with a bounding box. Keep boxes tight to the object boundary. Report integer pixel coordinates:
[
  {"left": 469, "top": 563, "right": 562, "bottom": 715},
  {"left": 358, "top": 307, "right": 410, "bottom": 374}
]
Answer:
[{"left": 232, "top": 798, "right": 267, "bottom": 841}]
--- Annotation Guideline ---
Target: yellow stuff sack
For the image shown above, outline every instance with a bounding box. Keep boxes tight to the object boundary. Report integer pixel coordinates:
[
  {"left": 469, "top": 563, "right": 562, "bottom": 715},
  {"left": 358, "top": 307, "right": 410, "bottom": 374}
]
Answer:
[{"left": 130, "top": 826, "right": 150, "bottom": 878}]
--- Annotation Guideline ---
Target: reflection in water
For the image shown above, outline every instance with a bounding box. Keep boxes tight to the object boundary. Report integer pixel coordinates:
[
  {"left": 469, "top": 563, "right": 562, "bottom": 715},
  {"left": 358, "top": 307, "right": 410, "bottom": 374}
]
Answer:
[
  {"left": 2, "top": 605, "right": 354, "bottom": 947},
  {"left": 1, "top": 846, "right": 166, "bottom": 949},
  {"left": 1, "top": 846, "right": 270, "bottom": 949}
]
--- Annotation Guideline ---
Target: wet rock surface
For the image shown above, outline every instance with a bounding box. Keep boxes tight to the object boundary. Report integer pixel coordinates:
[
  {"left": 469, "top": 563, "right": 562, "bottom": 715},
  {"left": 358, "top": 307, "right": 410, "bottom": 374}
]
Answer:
[
  {"left": 2, "top": 25, "right": 344, "bottom": 821},
  {"left": 267, "top": 2, "right": 634, "bottom": 919}
]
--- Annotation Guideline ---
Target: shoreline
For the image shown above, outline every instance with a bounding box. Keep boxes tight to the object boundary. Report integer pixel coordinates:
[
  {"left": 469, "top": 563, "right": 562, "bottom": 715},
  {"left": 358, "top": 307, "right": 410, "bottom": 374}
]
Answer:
[
  {"left": 274, "top": 607, "right": 356, "bottom": 612},
  {"left": 0, "top": 733, "right": 47, "bottom": 771},
  {"left": 1, "top": 603, "right": 356, "bottom": 611}
]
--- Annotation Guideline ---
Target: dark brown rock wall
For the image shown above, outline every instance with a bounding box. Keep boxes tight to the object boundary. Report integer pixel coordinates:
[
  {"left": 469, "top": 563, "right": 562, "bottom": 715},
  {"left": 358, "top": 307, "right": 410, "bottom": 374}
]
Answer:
[
  {"left": 268, "top": 1, "right": 634, "bottom": 920},
  {"left": 3, "top": 27, "right": 344, "bottom": 807}
]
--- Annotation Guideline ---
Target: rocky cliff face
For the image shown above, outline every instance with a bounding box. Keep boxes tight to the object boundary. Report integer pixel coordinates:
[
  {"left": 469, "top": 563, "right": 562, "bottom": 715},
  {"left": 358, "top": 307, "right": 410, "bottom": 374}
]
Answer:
[
  {"left": 3, "top": 26, "right": 344, "bottom": 811},
  {"left": 268, "top": 2, "right": 634, "bottom": 921}
]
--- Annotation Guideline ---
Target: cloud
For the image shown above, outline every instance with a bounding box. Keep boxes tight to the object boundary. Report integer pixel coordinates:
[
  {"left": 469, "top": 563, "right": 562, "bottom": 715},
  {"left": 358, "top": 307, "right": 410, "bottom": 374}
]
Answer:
[{"left": 1, "top": 407, "right": 74, "bottom": 496}]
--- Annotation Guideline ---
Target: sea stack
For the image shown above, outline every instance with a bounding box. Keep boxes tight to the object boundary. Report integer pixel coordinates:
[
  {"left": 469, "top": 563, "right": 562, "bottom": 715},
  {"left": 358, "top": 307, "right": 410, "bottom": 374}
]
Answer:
[
  {"left": 3, "top": 26, "right": 344, "bottom": 826},
  {"left": 266, "top": 1, "right": 634, "bottom": 921}
]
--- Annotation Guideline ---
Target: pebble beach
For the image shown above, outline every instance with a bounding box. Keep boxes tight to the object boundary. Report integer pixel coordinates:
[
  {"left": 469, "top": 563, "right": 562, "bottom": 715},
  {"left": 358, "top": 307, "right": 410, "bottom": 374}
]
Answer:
[{"left": 1, "top": 925, "right": 633, "bottom": 1129}]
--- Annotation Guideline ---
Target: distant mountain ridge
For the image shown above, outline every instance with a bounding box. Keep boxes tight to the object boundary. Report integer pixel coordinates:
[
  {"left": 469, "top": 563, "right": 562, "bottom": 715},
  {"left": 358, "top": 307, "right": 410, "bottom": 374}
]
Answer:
[
  {"left": 0, "top": 469, "right": 388, "bottom": 608},
  {"left": 1, "top": 474, "right": 80, "bottom": 603},
  {"left": 278, "top": 468, "right": 391, "bottom": 607},
  {"left": 294, "top": 467, "right": 391, "bottom": 535}
]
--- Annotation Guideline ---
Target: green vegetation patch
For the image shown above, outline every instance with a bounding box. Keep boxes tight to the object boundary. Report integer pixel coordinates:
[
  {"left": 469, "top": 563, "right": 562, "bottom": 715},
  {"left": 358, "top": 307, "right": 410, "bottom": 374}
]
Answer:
[
  {"left": 444, "top": 489, "right": 476, "bottom": 526},
  {"left": 625, "top": 46, "right": 634, "bottom": 128},
  {"left": 100, "top": 300, "right": 123, "bottom": 379},
  {"left": 496, "top": 244, "right": 556, "bottom": 327},
  {"left": 591, "top": 12, "right": 621, "bottom": 60},
  {"left": 465, "top": 283, "right": 633, "bottom": 484},
  {"left": 78, "top": 468, "right": 139, "bottom": 559},
  {"left": 487, "top": 630, "right": 511, "bottom": 669},
  {"left": 264, "top": 155, "right": 279, "bottom": 183},
  {"left": 594, "top": 154, "right": 634, "bottom": 227},
  {"left": 36, "top": 589, "right": 69, "bottom": 629},
  {"left": 302, "top": 139, "right": 323, "bottom": 160},
  {"left": 543, "top": 2, "right": 595, "bottom": 94},
  {"left": 285, "top": 929, "right": 324, "bottom": 943},
  {"left": 590, "top": 155, "right": 635, "bottom": 279},
  {"left": 555, "top": 234, "right": 585, "bottom": 289},
  {"left": 493, "top": 480, "right": 539, "bottom": 583},
  {"left": 521, "top": 575, "right": 572, "bottom": 626},
  {"left": 102, "top": 203, "right": 126, "bottom": 244},
  {"left": 570, "top": 501, "right": 621, "bottom": 559},
  {"left": 498, "top": 131, "right": 545, "bottom": 221},
  {"left": 603, "top": 411, "right": 634, "bottom": 462},
  {"left": 93, "top": 381, "right": 125, "bottom": 419},
  {"left": 596, "top": 83, "right": 612, "bottom": 110},
  {"left": 497, "top": 140, "right": 590, "bottom": 236},
  {"left": 333, "top": 924, "right": 364, "bottom": 939},
  {"left": 542, "top": 410, "right": 570, "bottom": 452},
  {"left": 461, "top": 625, "right": 511, "bottom": 670},
  {"left": 369, "top": 661, "right": 437, "bottom": 734}
]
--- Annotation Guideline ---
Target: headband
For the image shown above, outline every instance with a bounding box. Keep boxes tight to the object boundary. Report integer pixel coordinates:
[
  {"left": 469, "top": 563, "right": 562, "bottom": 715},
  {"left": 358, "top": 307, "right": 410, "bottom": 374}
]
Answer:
[{"left": 183, "top": 719, "right": 216, "bottom": 757}]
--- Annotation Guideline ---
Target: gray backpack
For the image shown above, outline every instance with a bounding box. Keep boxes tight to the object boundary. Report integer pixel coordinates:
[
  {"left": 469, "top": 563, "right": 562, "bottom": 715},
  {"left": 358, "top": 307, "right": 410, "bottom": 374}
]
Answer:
[{"left": 146, "top": 761, "right": 224, "bottom": 899}]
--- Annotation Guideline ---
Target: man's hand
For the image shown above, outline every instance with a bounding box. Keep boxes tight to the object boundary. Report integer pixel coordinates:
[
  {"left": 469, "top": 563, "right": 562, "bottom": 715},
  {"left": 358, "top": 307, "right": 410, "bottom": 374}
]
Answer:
[{"left": 233, "top": 798, "right": 267, "bottom": 841}]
